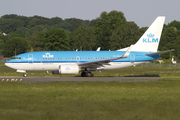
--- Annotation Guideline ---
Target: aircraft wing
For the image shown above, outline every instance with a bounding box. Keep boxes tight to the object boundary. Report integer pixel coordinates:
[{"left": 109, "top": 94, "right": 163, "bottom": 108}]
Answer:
[
  {"left": 146, "top": 49, "right": 174, "bottom": 56},
  {"left": 78, "top": 45, "right": 133, "bottom": 69}
]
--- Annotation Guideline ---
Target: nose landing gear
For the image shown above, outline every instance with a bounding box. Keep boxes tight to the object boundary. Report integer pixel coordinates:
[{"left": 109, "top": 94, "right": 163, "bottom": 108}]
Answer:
[{"left": 23, "top": 73, "right": 27, "bottom": 77}]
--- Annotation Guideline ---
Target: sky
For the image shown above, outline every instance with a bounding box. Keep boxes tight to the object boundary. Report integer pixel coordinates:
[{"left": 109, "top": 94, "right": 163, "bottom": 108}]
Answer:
[{"left": 0, "top": 0, "right": 180, "bottom": 27}]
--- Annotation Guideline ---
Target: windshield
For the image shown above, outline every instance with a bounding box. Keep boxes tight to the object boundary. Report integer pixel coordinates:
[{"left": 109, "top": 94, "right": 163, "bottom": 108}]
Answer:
[{"left": 13, "top": 57, "right": 21, "bottom": 60}]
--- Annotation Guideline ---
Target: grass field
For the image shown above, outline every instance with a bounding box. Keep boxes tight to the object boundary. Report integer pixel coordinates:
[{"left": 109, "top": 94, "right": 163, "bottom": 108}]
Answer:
[
  {"left": 1, "top": 63, "right": 180, "bottom": 119},
  {"left": 1, "top": 63, "right": 180, "bottom": 77},
  {"left": 1, "top": 81, "right": 180, "bottom": 120}
]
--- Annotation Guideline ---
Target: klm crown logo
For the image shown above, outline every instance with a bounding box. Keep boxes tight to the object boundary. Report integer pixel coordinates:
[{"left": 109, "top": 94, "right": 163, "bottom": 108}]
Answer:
[
  {"left": 65, "top": 67, "right": 70, "bottom": 71},
  {"left": 143, "top": 33, "right": 158, "bottom": 43},
  {"left": 147, "top": 33, "right": 154, "bottom": 38}
]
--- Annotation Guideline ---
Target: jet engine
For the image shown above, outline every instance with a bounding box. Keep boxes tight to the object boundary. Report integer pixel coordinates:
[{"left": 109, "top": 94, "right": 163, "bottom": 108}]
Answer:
[{"left": 52, "top": 64, "right": 79, "bottom": 74}]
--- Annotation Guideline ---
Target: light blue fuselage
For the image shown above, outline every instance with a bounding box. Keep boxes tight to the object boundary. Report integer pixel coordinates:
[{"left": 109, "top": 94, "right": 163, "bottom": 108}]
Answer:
[
  {"left": 5, "top": 51, "right": 159, "bottom": 72},
  {"left": 6, "top": 51, "right": 158, "bottom": 63}
]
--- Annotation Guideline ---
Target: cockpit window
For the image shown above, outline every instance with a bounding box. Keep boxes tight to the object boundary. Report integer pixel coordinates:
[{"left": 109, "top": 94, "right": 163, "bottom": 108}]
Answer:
[{"left": 13, "top": 57, "right": 21, "bottom": 60}]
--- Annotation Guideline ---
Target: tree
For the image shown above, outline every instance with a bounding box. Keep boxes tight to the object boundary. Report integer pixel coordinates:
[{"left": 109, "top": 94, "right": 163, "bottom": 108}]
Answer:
[
  {"left": 0, "top": 30, "right": 8, "bottom": 55},
  {"left": 0, "top": 39, "right": 5, "bottom": 54},
  {"left": 173, "top": 36, "right": 180, "bottom": 59},
  {"left": 51, "top": 17, "right": 63, "bottom": 25},
  {"left": 64, "top": 18, "right": 89, "bottom": 31},
  {"left": 15, "top": 27, "right": 28, "bottom": 37},
  {"left": 109, "top": 22, "right": 140, "bottom": 50},
  {"left": 38, "top": 28, "right": 70, "bottom": 51},
  {"left": 0, "top": 18, "right": 24, "bottom": 33},
  {"left": 159, "top": 27, "right": 177, "bottom": 59},
  {"left": 167, "top": 20, "right": 180, "bottom": 30},
  {"left": 94, "top": 10, "right": 126, "bottom": 50},
  {"left": 27, "top": 34, "right": 43, "bottom": 51},
  {"left": 3, "top": 37, "right": 28, "bottom": 57},
  {"left": 70, "top": 27, "right": 96, "bottom": 50}
]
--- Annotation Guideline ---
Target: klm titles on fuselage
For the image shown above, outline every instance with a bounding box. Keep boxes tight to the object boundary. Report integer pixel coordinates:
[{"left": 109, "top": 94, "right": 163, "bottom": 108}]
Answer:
[
  {"left": 42, "top": 53, "right": 54, "bottom": 58},
  {"left": 143, "top": 33, "right": 158, "bottom": 43}
]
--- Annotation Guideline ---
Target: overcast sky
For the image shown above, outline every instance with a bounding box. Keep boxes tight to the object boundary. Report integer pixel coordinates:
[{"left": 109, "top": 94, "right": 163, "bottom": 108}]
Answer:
[{"left": 0, "top": 0, "right": 179, "bottom": 27}]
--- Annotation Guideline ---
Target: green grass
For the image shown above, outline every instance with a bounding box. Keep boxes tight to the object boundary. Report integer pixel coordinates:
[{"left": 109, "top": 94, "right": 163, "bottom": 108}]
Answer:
[
  {"left": 1, "top": 63, "right": 180, "bottom": 77},
  {"left": 1, "top": 81, "right": 180, "bottom": 120}
]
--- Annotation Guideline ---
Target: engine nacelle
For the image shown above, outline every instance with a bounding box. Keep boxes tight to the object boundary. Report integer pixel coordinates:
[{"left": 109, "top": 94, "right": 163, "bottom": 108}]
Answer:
[{"left": 52, "top": 64, "right": 79, "bottom": 74}]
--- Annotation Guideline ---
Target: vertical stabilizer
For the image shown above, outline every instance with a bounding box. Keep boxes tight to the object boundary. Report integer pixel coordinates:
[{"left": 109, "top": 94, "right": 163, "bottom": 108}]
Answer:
[{"left": 132, "top": 16, "right": 165, "bottom": 52}]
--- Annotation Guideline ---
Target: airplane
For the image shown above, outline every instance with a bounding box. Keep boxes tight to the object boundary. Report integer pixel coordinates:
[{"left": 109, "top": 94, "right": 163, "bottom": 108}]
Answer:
[{"left": 5, "top": 16, "right": 173, "bottom": 77}]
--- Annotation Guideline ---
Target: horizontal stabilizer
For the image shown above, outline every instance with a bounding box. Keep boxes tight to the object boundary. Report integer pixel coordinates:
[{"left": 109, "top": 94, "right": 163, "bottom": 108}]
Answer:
[{"left": 146, "top": 49, "right": 174, "bottom": 56}]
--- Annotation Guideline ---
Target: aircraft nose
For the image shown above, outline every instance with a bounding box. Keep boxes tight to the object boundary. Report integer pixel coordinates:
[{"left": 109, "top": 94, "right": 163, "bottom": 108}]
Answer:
[
  {"left": 5, "top": 63, "right": 10, "bottom": 67},
  {"left": 5, "top": 62, "right": 13, "bottom": 68}
]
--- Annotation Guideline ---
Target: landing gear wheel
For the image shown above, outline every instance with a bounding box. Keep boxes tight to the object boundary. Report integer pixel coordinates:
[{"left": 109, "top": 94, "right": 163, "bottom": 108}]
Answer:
[
  {"left": 81, "top": 71, "right": 86, "bottom": 77},
  {"left": 81, "top": 71, "right": 93, "bottom": 77},
  {"left": 86, "top": 72, "right": 92, "bottom": 77},
  {"left": 23, "top": 73, "right": 27, "bottom": 77}
]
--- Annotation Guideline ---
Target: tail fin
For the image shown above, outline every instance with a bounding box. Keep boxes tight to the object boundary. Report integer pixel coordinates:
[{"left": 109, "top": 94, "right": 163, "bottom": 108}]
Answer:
[{"left": 132, "top": 16, "right": 165, "bottom": 52}]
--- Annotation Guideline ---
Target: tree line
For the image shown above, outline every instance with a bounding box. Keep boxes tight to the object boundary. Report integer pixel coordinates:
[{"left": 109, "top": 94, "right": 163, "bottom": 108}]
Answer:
[{"left": 0, "top": 10, "right": 180, "bottom": 60}]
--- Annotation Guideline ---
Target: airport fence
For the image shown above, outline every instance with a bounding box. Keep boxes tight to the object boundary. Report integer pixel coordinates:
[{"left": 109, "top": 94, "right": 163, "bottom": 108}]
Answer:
[{"left": 137, "top": 63, "right": 180, "bottom": 67}]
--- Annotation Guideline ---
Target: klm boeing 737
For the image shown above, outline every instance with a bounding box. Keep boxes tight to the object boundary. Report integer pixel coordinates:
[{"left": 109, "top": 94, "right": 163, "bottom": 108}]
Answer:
[{"left": 5, "top": 16, "right": 172, "bottom": 77}]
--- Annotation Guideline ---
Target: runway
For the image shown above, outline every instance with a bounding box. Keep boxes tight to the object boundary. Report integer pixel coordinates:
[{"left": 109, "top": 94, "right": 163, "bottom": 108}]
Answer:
[{"left": 0, "top": 76, "right": 164, "bottom": 83}]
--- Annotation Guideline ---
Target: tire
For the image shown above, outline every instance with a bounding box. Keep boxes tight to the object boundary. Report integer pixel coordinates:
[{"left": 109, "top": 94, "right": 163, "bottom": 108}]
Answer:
[
  {"left": 23, "top": 73, "right": 27, "bottom": 77},
  {"left": 87, "top": 72, "right": 92, "bottom": 77},
  {"left": 81, "top": 72, "right": 86, "bottom": 77}
]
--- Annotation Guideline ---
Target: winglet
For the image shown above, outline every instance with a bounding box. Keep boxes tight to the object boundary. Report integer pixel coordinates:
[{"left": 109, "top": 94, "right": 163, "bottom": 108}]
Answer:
[
  {"left": 121, "top": 45, "right": 133, "bottom": 58},
  {"left": 96, "top": 47, "right": 101, "bottom": 51}
]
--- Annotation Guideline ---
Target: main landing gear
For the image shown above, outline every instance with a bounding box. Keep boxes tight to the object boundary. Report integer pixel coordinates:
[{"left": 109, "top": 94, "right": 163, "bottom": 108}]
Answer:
[{"left": 81, "top": 71, "right": 93, "bottom": 77}]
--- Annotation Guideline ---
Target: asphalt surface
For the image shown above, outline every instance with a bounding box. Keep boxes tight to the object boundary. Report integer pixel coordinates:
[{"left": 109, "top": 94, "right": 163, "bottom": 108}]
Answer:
[{"left": 0, "top": 76, "right": 164, "bottom": 83}]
